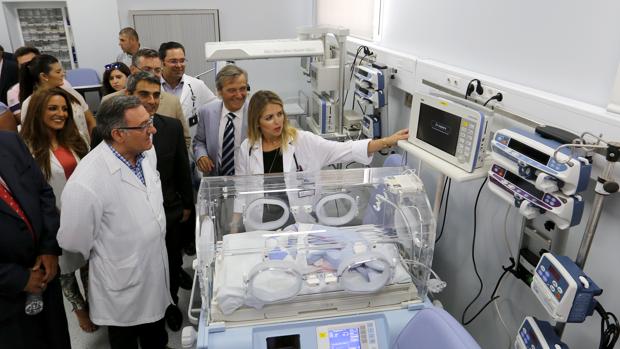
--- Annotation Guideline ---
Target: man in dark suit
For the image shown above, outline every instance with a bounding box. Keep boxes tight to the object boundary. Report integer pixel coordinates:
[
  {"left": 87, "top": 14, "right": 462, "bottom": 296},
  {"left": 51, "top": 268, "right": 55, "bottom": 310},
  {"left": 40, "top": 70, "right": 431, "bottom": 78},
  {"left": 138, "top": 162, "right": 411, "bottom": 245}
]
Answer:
[
  {"left": 125, "top": 71, "right": 193, "bottom": 331},
  {"left": 0, "top": 45, "right": 18, "bottom": 104},
  {"left": 0, "top": 131, "right": 71, "bottom": 348}
]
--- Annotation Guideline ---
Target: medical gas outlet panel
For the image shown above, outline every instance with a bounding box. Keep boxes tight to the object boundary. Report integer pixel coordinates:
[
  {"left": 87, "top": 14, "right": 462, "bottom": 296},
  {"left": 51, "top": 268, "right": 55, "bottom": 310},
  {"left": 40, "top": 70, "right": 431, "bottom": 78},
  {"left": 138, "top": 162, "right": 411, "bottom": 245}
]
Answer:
[{"left": 354, "top": 64, "right": 387, "bottom": 139}]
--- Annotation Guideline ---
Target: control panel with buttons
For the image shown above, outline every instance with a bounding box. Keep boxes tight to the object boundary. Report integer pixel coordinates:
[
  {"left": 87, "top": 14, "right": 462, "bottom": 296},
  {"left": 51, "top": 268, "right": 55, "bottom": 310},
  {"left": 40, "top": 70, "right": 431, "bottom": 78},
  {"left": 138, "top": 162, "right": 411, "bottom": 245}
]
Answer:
[
  {"left": 531, "top": 253, "right": 602, "bottom": 323},
  {"left": 316, "top": 320, "right": 379, "bottom": 349},
  {"left": 514, "top": 316, "right": 568, "bottom": 349},
  {"left": 491, "top": 128, "right": 591, "bottom": 196},
  {"left": 407, "top": 92, "right": 492, "bottom": 173},
  {"left": 487, "top": 160, "right": 584, "bottom": 229}
]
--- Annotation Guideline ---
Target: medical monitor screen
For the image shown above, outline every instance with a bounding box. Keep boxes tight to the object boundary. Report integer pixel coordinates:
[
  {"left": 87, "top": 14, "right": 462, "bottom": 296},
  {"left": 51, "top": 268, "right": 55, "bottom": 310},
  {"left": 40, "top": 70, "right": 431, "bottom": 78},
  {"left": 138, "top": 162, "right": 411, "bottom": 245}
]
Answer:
[
  {"left": 328, "top": 328, "right": 361, "bottom": 349},
  {"left": 504, "top": 171, "right": 545, "bottom": 200},
  {"left": 507, "top": 138, "right": 550, "bottom": 165},
  {"left": 416, "top": 103, "right": 461, "bottom": 156}
]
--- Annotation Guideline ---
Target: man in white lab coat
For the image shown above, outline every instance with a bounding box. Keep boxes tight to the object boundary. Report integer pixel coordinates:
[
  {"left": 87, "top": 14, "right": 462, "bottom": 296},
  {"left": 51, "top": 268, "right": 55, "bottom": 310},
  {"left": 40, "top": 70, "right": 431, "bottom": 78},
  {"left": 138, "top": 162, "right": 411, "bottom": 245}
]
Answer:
[
  {"left": 58, "top": 96, "right": 171, "bottom": 349},
  {"left": 159, "top": 41, "right": 216, "bottom": 140}
]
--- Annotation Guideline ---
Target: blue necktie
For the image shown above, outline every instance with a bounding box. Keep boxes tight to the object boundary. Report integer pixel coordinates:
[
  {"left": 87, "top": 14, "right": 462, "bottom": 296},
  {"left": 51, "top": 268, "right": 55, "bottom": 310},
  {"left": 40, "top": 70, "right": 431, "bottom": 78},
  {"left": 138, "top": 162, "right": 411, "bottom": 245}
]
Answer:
[{"left": 221, "top": 113, "right": 236, "bottom": 176}]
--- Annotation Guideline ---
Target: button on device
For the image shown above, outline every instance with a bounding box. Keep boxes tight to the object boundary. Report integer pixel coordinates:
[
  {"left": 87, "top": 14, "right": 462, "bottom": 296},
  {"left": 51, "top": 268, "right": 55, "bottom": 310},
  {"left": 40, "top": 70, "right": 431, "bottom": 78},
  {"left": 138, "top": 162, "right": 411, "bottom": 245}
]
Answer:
[
  {"left": 557, "top": 287, "right": 563, "bottom": 294},
  {"left": 552, "top": 280, "right": 558, "bottom": 287}
]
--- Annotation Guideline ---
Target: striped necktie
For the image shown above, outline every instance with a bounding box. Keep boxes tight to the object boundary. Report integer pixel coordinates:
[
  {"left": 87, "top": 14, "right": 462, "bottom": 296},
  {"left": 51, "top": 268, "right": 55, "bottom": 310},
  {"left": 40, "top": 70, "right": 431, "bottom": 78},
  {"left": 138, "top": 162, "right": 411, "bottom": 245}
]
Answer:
[{"left": 221, "top": 112, "right": 236, "bottom": 176}]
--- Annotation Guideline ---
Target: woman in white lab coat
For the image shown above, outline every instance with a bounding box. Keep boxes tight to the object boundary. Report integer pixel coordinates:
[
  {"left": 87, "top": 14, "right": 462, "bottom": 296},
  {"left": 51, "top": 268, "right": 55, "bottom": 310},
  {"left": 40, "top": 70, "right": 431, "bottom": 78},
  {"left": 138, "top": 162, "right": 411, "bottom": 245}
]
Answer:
[
  {"left": 236, "top": 90, "right": 409, "bottom": 176},
  {"left": 20, "top": 87, "right": 96, "bottom": 332},
  {"left": 231, "top": 90, "right": 408, "bottom": 232}
]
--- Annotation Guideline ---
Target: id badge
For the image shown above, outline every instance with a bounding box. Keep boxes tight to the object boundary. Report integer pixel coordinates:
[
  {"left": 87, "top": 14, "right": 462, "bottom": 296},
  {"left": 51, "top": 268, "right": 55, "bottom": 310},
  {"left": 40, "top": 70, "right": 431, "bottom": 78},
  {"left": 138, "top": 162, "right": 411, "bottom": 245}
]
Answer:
[{"left": 189, "top": 114, "right": 198, "bottom": 127}]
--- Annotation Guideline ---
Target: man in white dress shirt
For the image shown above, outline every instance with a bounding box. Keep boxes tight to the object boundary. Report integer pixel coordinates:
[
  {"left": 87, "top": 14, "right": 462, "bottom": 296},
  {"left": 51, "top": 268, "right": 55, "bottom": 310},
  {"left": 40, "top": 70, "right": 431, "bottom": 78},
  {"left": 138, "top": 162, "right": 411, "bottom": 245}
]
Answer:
[{"left": 159, "top": 41, "right": 216, "bottom": 140}]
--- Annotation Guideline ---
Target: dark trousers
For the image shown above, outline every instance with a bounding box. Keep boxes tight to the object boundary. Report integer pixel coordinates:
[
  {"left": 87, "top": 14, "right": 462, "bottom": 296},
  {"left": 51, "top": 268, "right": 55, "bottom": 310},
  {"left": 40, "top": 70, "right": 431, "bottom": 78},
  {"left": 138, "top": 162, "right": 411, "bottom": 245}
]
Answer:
[
  {"left": 0, "top": 277, "right": 71, "bottom": 349},
  {"left": 166, "top": 219, "right": 182, "bottom": 304},
  {"left": 179, "top": 205, "right": 196, "bottom": 250},
  {"left": 108, "top": 317, "right": 167, "bottom": 349}
]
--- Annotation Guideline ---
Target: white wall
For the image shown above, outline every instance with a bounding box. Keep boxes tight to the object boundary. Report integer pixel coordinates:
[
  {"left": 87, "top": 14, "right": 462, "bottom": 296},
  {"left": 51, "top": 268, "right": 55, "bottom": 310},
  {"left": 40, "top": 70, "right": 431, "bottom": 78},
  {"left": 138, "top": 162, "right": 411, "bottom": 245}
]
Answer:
[
  {"left": 0, "top": 0, "right": 119, "bottom": 73},
  {"left": 66, "top": 0, "right": 120, "bottom": 72},
  {"left": 378, "top": 0, "right": 620, "bottom": 108},
  {"left": 116, "top": 0, "right": 314, "bottom": 99},
  {"left": 363, "top": 1, "right": 620, "bottom": 348}
]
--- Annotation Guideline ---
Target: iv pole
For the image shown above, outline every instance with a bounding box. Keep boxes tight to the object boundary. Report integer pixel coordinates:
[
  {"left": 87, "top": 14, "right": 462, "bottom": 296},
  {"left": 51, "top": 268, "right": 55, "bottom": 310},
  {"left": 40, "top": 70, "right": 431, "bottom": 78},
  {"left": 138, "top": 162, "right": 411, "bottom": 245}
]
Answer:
[{"left": 554, "top": 138, "right": 619, "bottom": 337}]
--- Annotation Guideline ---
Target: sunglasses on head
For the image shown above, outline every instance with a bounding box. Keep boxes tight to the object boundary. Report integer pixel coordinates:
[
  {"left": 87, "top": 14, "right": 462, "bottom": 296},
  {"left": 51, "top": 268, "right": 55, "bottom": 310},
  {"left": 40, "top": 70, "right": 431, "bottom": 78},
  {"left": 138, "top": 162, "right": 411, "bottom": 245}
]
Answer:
[{"left": 104, "top": 63, "right": 123, "bottom": 71}]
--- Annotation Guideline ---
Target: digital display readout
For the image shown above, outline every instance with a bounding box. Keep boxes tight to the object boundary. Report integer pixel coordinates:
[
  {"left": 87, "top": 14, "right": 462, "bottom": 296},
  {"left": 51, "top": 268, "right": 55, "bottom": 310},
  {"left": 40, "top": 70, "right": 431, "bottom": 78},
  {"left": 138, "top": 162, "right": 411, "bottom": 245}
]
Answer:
[
  {"left": 507, "top": 138, "right": 550, "bottom": 165},
  {"left": 328, "top": 328, "right": 361, "bottom": 349},
  {"left": 548, "top": 265, "right": 562, "bottom": 281},
  {"left": 416, "top": 103, "right": 461, "bottom": 156},
  {"left": 504, "top": 170, "right": 545, "bottom": 200}
]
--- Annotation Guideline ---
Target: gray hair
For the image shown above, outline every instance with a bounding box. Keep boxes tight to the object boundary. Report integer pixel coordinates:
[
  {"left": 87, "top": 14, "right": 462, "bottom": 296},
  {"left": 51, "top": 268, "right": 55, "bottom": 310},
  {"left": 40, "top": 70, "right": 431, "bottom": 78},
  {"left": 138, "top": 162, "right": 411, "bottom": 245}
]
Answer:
[
  {"left": 126, "top": 71, "right": 160, "bottom": 93},
  {"left": 97, "top": 95, "right": 143, "bottom": 142},
  {"left": 216, "top": 64, "right": 247, "bottom": 91},
  {"left": 132, "top": 48, "right": 159, "bottom": 68}
]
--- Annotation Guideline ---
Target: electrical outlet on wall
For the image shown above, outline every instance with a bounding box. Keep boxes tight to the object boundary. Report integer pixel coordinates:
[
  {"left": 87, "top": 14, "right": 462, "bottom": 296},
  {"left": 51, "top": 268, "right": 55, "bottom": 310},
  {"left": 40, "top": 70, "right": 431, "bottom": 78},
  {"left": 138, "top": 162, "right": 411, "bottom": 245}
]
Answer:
[
  {"left": 445, "top": 75, "right": 461, "bottom": 89},
  {"left": 481, "top": 85, "right": 504, "bottom": 104}
]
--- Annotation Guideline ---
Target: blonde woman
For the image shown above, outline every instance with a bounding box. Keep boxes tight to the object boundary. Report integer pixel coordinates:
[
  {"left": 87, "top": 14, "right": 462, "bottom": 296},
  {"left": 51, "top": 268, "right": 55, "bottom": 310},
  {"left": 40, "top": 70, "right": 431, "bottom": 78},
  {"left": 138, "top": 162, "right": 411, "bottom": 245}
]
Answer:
[
  {"left": 231, "top": 90, "right": 408, "bottom": 232},
  {"left": 236, "top": 90, "right": 408, "bottom": 176}
]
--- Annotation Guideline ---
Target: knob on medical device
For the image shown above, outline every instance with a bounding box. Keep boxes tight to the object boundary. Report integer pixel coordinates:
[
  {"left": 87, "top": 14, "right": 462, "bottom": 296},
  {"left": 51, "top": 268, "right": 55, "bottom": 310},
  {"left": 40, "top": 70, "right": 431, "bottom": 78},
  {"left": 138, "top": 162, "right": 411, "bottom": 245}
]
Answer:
[
  {"left": 517, "top": 197, "right": 539, "bottom": 219},
  {"left": 535, "top": 173, "right": 560, "bottom": 193},
  {"left": 518, "top": 162, "right": 537, "bottom": 180}
]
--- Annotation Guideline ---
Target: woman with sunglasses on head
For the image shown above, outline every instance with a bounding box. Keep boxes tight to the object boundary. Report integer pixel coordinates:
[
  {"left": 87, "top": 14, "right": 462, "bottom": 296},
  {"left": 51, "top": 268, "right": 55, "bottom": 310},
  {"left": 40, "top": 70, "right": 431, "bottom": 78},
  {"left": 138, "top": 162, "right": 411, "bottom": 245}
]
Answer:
[
  {"left": 20, "top": 87, "right": 97, "bottom": 332},
  {"left": 101, "top": 62, "right": 130, "bottom": 95},
  {"left": 19, "top": 54, "right": 96, "bottom": 143}
]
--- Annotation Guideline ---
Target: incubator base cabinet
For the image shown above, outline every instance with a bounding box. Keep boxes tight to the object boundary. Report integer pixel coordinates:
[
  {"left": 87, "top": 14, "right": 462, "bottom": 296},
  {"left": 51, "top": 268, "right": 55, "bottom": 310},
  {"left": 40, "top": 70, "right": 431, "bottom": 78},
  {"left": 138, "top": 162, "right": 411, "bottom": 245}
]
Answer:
[{"left": 190, "top": 167, "right": 479, "bottom": 348}]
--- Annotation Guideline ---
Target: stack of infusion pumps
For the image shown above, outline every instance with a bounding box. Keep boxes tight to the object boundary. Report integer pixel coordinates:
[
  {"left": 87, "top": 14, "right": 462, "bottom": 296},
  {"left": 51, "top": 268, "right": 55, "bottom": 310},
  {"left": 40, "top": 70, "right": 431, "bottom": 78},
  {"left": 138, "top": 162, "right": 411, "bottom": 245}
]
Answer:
[
  {"left": 354, "top": 64, "right": 387, "bottom": 139},
  {"left": 488, "top": 128, "right": 591, "bottom": 229},
  {"left": 515, "top": 253, "right": 602, "bottom": 349}
]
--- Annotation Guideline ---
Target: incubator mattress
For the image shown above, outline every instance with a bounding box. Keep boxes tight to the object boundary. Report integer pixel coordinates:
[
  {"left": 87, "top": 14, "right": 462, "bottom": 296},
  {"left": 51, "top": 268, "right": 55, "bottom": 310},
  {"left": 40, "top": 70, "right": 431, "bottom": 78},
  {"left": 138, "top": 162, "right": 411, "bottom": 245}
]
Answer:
[{"left": 211, "top": 224, "right": 416, "bottom": 321}]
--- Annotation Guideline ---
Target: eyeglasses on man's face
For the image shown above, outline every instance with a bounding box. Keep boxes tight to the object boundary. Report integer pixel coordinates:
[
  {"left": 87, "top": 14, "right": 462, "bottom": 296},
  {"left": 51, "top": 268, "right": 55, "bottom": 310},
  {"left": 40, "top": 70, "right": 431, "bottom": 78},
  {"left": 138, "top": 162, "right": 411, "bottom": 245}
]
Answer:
[
  {"left": 165, "top": 59, "right": 187, "bottom": 66},
  {"left": 116, "top": 116, "right": 155, "bottom": 132}
]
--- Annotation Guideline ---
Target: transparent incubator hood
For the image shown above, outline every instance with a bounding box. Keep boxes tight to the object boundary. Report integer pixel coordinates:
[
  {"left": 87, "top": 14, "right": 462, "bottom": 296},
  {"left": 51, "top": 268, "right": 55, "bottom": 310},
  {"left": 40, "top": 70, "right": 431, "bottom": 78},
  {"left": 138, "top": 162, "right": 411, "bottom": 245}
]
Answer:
[{"left": 194, "top": 167, "right": 436, "bottom": 326}]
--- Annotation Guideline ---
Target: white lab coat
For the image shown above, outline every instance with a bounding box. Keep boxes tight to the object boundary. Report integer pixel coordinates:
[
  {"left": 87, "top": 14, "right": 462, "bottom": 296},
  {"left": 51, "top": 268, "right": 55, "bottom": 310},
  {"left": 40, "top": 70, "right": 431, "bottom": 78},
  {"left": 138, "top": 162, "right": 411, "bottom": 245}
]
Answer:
[
  {"left": 234, "top": 130, "right": 372, "bottom": 224},
  {"left": 47, "top": 148, "right": 88, "bottom": 273},
  {"left": 58, "top": 143, "right": 171, "bottom": 326},
  {"left": 236, "top": 130, "right": 372, "bottom": 175},
  {"left": 177, "top": 74, "right": 216, "bottom": 139},
  {"left": 48, "top": 148, "right": 80, "bottom": 209}
]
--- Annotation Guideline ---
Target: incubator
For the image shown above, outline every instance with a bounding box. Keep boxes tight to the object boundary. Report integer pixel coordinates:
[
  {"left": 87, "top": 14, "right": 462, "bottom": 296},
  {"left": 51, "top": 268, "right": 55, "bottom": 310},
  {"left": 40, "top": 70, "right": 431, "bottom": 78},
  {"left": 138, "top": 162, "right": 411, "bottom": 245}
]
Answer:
[{"left": 190, "top": 167, "right": 438, "bottom": 348}]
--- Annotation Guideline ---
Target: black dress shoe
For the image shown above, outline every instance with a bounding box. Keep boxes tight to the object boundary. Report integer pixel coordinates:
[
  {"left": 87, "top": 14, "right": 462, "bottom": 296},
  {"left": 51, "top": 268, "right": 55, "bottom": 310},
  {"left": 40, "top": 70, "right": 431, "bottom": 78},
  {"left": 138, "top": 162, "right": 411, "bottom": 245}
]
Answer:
[
  {"left": 183, "top": 242, "right": 196, "bottom": 256},
  {"left": 178, "top": 269, "right": 193, "bottom": 290},
  {"left": 165, "top": 304, "right": 183, "bottom": 332}
]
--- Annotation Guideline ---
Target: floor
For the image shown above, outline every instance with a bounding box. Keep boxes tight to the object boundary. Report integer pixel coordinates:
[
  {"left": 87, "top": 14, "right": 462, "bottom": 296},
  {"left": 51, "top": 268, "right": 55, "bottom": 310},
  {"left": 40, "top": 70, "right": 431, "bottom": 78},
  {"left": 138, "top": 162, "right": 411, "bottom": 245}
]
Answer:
[{"left": 65, "top": 255, "right": 197, "bottom": 349}]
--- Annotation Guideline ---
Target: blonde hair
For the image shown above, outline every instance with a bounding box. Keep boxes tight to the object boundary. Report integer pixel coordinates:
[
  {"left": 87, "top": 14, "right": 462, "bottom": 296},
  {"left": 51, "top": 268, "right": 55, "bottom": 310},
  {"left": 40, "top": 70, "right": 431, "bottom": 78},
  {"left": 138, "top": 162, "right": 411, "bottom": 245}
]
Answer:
[{"left": 247, "top": 90, "right": 297, "bottom": 151}]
